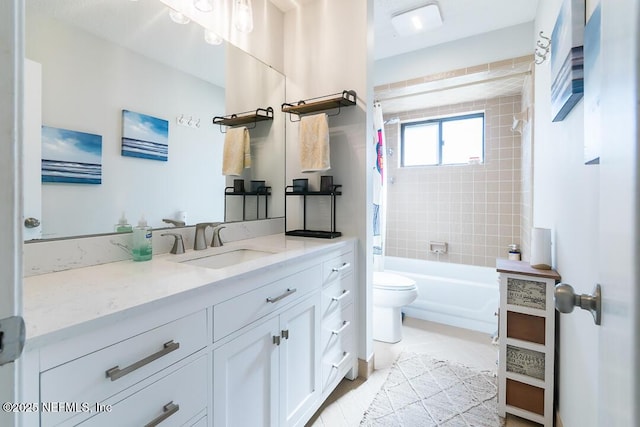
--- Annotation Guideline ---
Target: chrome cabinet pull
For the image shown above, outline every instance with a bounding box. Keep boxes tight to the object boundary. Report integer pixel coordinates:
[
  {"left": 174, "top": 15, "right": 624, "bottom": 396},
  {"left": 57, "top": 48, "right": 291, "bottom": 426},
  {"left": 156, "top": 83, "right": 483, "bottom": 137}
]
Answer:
[
  {"left": 281, "top": 329, "right": 289, "bottom": 340},
  {"left": 273, "top": 335, "right": 281, "bottom": 346},
  {"left": 331, "top": 262, "right": 351, "bottom": 272},
  {"left": 332, "top": 352, "right": 350, "bottom": 369},
  {"left": 144, "top": 401, "right": 180, "bottom": 427},
  {"left": 331, "top": 289, "right": 350, "bottom": 302},
  {"left": 331, "top": 321, "right": 351, "bottom": 336},
  {"left": 105, "top": 340, "right": 180, "bottom": 381},
  {"left": 266, "top": 288, "right": 297, "bottom": 304}
]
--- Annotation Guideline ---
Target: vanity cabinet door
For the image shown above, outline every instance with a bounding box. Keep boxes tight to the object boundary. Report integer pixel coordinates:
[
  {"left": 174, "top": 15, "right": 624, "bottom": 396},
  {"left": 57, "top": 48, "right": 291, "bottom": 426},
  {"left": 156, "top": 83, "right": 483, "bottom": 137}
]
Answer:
[
  {"left": 213, "top": 292, "right": 322, "bottom": 427},
  {"left": 213, "top": 317, "right": 280, "bottom": 427},
  {"left": 279, "top": 292, "right": 321, "bottom": 427}
]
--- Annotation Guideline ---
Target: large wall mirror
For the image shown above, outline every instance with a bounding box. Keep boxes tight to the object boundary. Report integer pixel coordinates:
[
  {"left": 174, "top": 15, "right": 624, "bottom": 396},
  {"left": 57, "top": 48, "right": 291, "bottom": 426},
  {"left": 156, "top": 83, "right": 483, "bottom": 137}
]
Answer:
[{"left": 24, "top": 0, "right": 285, "bottom": 241}]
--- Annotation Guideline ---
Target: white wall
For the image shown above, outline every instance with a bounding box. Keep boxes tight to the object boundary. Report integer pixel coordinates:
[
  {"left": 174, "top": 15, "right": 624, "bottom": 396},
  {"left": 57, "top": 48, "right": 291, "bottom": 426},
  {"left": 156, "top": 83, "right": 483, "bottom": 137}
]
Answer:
[
  {"left": 26, "top": 14, "right": 226, "bottom": 238},
  {"left": 533, "top": 1, "right": 599, "bottom": 425},
  {"left": 374, "top": 22, "right": 534, "bottom": 86},
  {"left": 283, "top": 0, "right": 373, "bottom": 364}
]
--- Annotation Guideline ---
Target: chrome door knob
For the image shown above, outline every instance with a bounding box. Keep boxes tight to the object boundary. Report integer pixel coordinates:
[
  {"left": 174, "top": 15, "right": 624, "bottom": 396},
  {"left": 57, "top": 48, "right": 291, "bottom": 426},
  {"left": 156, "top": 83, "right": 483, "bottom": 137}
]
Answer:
[{"left": 554, "top": 283, "right": 602, "bottom": 325}]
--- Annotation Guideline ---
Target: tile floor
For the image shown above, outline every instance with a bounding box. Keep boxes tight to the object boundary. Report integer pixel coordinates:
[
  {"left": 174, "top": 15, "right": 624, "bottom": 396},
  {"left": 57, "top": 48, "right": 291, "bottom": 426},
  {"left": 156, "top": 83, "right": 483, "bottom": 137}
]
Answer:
[{"left": 307, "top": 317, "right": 541, "bottom": 427}]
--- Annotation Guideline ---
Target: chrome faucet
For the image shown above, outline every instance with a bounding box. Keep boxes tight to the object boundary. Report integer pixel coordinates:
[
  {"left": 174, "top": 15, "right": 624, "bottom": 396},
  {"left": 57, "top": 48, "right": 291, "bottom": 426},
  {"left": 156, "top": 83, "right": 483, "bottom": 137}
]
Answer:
[
  {"left": 194, "top": 222, "right": 220, "bottom": 250},
  {"left": 211, "top": 225, "right": 226, "bottom": 247}
]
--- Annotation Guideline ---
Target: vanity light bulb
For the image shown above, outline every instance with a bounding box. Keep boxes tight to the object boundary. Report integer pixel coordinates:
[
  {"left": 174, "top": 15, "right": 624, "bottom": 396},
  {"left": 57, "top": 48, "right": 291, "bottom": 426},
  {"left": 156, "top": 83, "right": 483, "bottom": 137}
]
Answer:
[
  {"left": 204, "top": 29, "right": 223, "bottom": 45},
  {"left": 233, "top": 0, "right": 254, "bottom": 33},
  {"left": 169, "top": 8, "right": 191, "bottom": 24},
  {"left": 193, "top": 0, "right": 214, "bottom": 12}
]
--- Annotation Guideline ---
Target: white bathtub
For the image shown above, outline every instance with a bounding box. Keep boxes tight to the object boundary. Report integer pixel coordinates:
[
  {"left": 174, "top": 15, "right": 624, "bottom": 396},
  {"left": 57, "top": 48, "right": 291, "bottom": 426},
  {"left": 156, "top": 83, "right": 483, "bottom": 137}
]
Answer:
[{"left": 384, "top": 256, "right": 499, "bottom": 334}]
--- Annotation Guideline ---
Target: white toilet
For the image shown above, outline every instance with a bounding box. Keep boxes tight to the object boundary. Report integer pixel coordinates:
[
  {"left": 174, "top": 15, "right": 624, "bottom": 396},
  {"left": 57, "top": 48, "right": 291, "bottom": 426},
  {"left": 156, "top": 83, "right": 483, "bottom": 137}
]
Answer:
[{"left": 373, "top": 271, "right": 418, "bottom": 343}]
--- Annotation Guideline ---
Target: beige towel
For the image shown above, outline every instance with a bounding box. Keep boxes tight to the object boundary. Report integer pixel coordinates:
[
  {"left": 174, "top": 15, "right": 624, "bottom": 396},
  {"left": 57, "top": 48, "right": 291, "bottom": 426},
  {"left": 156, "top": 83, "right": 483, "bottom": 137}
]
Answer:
[
  {"left": 222, "top": 126, "right": 251, "bottom": 176},
  {"left": 299, "top": 113, "right": 330, "bottom": 172}
]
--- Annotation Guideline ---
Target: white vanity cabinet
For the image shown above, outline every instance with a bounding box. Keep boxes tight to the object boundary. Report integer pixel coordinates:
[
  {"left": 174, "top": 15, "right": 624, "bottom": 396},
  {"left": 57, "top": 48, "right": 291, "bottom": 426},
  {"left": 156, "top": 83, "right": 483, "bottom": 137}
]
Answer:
[
  {"left": 22, "top": 235, "right": 357, "bottom": 427},
  {"left": 212, "top": 277, "right": 322, "bottom": 427},
  {"left": 35, "top": 309, "right": 208, "bottom": 427}
]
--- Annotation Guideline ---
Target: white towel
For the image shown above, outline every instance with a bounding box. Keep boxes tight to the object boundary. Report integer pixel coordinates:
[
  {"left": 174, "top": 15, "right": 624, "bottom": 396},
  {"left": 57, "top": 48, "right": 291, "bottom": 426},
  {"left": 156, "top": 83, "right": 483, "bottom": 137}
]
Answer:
[
  {"left": 222, "top": 127, "right": 251, "bottom": 176},
  {"left": 299, "top": 113, "right": 330, "bottom": 172}
]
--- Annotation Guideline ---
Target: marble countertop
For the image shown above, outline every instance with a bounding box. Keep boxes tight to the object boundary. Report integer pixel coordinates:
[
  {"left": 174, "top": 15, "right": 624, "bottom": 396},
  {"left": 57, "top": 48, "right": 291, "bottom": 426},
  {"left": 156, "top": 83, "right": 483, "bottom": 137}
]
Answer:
[{"left": 23, "top": 233, "right": 353, "bottom": 348}]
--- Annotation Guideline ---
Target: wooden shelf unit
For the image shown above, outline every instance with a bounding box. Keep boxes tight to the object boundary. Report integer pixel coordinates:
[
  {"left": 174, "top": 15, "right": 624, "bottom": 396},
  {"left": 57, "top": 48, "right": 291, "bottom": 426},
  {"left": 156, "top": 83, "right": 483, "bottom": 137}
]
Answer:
[
  {"left": 281, "top": 90, "right": 356, "bottom": 120},
  {"left": 496, "top": 259, "right": 561, "bottom": 427},
  {"left": 212, "top": 107, "right": 273, "bottom": 131}
]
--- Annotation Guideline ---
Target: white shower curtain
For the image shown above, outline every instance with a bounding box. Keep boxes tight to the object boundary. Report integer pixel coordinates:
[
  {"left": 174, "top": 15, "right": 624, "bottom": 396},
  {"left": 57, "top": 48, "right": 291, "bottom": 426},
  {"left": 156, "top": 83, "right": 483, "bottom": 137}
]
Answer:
[{"left": 373, "top": 103, "right": 387, "bottom": 271}]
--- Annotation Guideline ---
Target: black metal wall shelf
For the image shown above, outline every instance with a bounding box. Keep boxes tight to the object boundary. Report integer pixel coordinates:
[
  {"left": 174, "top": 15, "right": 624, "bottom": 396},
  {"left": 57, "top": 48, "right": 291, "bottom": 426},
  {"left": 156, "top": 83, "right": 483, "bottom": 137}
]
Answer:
[
  {"left": 281, "top": 90, "right": 356, "bottom": 122},
  {"left": 284, "top": 185, "right": 342, "bottom": 239},
  {"left": 213, "top": 107, "right": 274, "bottom": 132},
  {"left": 224, "top": 186, "right": 271, "bottom": 221}
]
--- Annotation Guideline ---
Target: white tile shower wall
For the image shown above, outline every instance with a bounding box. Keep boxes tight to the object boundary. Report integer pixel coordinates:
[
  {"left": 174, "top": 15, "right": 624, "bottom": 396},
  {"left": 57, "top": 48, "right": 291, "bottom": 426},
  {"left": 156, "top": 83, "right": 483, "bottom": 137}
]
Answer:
[{"left": 384, "top": 95, "right": 522, "bottom": 268}]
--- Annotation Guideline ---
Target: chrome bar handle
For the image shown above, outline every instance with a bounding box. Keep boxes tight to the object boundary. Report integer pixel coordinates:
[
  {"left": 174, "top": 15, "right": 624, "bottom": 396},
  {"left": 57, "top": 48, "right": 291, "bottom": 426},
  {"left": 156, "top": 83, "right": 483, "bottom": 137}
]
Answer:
[
  {"left": 331, "top": 262, "right": 351, "bottom": 272},
  {"left": 331, "top": 321, "right": 351, "bottom": 336},
  {"left": 332, "top": 352, "right": 350, "bottom": 369},
  {"left": 266, "top": 288, "right": 297, "bottom": 304},
  {"left": 105, "top": 340, "right": 180, "bottom": 381},
  {"left": 144, "top": 401, "right": 180, "bottom": 427},
  {"left": 331, "top": 289, "right": 350, "bottom": 302}
]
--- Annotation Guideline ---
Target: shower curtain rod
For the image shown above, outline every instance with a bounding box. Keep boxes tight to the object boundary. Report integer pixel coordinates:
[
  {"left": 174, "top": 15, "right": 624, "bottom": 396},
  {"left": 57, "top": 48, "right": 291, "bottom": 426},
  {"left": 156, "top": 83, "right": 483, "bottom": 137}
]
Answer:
[{"left": 376, "top": 70, "right": 532, "bottom": 103}]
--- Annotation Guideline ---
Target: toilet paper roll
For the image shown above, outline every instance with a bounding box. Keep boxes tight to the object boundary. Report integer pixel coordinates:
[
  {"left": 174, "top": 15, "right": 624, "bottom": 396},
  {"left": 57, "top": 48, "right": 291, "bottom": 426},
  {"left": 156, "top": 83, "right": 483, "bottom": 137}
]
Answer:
[{"left": 530, "top": 227, "right": 552, "bottom": 270}]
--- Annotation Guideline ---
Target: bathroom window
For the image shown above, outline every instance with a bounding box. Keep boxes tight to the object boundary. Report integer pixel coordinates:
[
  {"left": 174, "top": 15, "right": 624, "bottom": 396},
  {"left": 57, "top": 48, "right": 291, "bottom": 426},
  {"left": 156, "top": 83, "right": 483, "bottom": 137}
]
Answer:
[{"left": 400, "top": 112, "right": 484, "bottom": 166}]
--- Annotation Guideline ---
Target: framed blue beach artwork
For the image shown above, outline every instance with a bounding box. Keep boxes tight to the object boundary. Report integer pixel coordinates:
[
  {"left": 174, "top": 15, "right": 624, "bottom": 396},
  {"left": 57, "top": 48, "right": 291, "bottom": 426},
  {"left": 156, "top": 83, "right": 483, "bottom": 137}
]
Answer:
[
  {"left": 550, "top": 0, "right": 585, "bottom": 122},
  {"left": 583, "top": 4, "right": 601, "bottom": 165},
  {"left": 121, "top": 110, "right": 169, "bottom": 161},
  {"left": 41, "top": 126, "right": 102, "bottom": 184}
]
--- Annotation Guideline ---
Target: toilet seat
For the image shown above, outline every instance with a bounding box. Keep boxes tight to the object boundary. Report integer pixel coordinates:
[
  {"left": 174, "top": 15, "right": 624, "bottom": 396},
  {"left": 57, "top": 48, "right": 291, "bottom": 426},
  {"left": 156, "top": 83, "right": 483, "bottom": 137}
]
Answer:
[{"left": 373, "top": 272, "right": 416, "bottom": 291}]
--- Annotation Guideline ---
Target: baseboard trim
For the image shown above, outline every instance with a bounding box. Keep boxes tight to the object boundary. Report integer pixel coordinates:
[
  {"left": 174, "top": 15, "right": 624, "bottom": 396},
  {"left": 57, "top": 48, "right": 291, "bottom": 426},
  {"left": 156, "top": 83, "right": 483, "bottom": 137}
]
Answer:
[{"left": 358, "top": 354, "right": 375, "bottom": 379}]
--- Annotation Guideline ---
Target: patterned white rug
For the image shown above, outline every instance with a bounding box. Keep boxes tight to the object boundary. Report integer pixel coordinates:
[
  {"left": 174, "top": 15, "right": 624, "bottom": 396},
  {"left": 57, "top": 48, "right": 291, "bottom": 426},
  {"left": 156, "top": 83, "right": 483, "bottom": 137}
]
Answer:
[{"left": 361, "top": 352, "right": 505, "bottom": 427}]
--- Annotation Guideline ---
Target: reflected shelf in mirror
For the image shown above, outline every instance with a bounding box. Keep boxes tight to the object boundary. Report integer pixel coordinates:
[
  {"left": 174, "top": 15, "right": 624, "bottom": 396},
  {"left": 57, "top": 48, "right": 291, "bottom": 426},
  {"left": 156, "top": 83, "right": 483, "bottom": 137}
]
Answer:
[{"left": 24, "top": 0, "right": 286, "bottom": 241}]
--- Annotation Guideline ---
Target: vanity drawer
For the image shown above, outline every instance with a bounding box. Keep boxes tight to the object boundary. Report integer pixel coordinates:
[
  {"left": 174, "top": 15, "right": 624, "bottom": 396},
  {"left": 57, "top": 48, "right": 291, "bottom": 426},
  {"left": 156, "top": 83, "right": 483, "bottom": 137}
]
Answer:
[
  {"left": 40, "top": 310, "right": 207, "bottom": 426},
  {"left": 322, "top": 251, "right": 354, "bottom": 285},
  {"left": 213, "top": 265, "right": 322, "bottom": 341},
  {"left": 321, "top": 306, "right": 355, "bottom": 393},
  {"left": 321, "top": 272, "right": 354, "bottom": 320},
  {"left": 76, "top": 354, "right": 208, "bottom": 427},
  {"left": 321, "top": 304, "right": 354, "bottom": 356}
]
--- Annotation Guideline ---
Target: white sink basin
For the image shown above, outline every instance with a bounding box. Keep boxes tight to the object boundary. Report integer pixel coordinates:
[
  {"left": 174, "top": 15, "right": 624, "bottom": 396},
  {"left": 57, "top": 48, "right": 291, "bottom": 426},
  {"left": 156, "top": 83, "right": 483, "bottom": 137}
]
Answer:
[{"left": 179, "top": 249, "right": 275, "bottom": 269}]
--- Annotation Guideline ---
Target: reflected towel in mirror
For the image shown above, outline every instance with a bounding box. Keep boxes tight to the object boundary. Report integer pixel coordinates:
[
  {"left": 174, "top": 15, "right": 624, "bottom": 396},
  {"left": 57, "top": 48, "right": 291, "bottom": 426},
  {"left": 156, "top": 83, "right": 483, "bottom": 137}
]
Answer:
[
  {"left": 222, "top": 126, "right": 251, "bottom": 176},
  {"left": 299, "top": 113, "right": 330, "bottom": 172}
]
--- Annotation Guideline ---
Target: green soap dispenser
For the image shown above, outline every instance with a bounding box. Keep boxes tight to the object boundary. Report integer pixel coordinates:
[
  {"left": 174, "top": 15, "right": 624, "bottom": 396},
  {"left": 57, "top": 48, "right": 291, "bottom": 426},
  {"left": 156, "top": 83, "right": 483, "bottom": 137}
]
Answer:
[
  {"left": 132, "top": 215, "right": 153, "bottom": 261},
  {"left": 115, "top": 212, "right": 133, "bottom": 233}
]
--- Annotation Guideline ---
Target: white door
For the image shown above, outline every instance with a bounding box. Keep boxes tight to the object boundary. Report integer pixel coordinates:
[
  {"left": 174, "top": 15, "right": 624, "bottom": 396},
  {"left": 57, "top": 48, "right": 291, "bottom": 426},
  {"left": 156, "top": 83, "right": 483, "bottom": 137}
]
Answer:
[
  {"left": 598, "top": 0, "right": 638, "bottom": 425},
  {"left": 0, "top": 1, "right": 24, "bottom": 427},
  {"left": 23, "top": 59, "right": 42, "bottom": 241}
]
